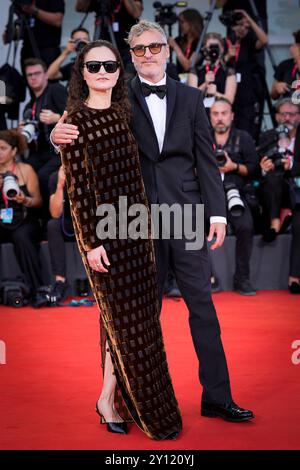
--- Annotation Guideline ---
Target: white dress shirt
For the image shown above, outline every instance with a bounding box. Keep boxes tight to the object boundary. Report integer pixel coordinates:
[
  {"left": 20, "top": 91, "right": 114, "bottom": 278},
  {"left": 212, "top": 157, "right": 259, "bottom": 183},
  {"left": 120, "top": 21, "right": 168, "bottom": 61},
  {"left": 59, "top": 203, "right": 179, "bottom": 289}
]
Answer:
[
  {"left": 139, "top": 74, "right": 226, "bottom": 226},
  {"left": 139, "top": 74, "right": 167, "bottom": 153}
]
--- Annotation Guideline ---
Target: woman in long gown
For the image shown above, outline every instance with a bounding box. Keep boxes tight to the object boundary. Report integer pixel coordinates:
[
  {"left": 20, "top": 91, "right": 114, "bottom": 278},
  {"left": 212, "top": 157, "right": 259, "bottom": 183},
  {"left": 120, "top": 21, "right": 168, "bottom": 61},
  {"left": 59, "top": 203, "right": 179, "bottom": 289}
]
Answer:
[{"left": 59, "top": 40, "right": 182, "bottom": 440}]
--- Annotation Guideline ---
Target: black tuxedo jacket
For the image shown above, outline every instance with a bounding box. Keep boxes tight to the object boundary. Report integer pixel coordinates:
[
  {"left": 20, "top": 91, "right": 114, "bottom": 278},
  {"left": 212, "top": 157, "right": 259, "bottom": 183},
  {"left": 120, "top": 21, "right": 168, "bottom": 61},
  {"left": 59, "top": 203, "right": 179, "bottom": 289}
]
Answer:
[{"left": 128, "top": 75, "right": 227, "bottom": 219}]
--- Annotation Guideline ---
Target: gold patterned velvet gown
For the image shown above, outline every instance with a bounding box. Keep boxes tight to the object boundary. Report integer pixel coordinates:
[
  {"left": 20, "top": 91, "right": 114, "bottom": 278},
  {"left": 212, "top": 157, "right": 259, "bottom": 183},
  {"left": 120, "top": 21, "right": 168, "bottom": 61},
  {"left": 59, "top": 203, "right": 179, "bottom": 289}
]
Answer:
[{"left": 60, "top": 104, "right": 182, "bottom": 440}]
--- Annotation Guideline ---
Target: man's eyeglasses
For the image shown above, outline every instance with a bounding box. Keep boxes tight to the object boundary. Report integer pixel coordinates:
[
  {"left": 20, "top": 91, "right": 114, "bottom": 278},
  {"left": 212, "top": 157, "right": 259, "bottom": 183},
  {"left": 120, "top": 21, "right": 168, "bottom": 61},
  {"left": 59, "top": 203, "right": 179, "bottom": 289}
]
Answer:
[
  {"left": 83, "top": 61, "right": 120, "bottom": 74},
  {"left": 277, "top": 111, "right": 299, "bottom": 118},
  {"left": 130, "top": 43, "right": 167, "bottom": 57},
  {"left": 26, "top": 71, "right": 43, "bottom": 78}
]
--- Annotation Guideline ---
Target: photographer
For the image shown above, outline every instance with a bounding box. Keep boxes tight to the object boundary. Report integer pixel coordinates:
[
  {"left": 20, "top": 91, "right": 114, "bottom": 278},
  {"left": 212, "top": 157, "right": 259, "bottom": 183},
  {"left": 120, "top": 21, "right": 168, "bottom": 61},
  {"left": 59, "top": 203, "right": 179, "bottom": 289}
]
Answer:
[
  {"left": 0, "top": 129, "right": 43, "bottom": 299},
  {"left": 271, "top": 30, "right": 300, "bottom": 100},
  {"left": 210, "top": 98, "right": 259, "bottom": 295},
  {"left": 220, "top": 0, "right": 268, "bottom": 32},
  {"left": 47, "top": 27, "right": 90, "bottom": 82},
  {"left": 222, "top": 9, "right": 268, "bottom": 141},
  {"left": 167, "top": 8, "right": 203, "bottom": 75},
  {"left": 187, "top": 33, "right": 237, "bottom": 107},
  {"left": 258, "top": 98, "right": 300, "bottom": 294},
  {"left": 75, "top": 0, "right": 143, "bottom": 70},
  {"left": 3, "top": 1, "right": 65, "bottom": 74},
  {"left": 21, "top": 58, "right": 67, "bottom": 228}
]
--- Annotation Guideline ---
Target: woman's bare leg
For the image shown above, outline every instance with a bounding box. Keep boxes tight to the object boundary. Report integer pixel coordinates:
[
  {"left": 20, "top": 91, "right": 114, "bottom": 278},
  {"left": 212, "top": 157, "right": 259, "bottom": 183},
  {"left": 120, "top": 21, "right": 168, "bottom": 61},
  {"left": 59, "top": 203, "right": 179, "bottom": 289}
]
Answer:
[{"left": 97, "top": 343, "right": 123, "bottom": 422}]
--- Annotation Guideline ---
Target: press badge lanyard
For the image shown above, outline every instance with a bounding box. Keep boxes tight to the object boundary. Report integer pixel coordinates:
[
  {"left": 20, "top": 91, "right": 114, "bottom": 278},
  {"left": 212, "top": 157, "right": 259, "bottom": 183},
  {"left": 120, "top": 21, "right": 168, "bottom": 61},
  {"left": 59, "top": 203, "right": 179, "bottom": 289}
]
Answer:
[
  {"left": 205, "top": 64, "right": 220, "bottom": 77},
  {"left": 111, "top": 0, "right": 123, "bottom": 30},
  {"left": 226, "top": 39, "right": 241, "bottom": 63},
  {"left": 292, "top": 64, "right": 300, "bottom": 82},
  {"left": 31, "top": 100, "right": 37, "bottom": 120},
  {"left": 185, "top": 42, "right": 193, "bottom": 58}
]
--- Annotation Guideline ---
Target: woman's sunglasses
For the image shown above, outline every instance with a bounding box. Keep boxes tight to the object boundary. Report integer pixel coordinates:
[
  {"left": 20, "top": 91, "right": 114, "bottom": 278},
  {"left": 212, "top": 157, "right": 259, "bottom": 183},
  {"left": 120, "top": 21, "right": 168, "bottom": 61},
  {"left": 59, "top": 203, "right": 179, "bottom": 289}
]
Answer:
[
  {"left": 130, "top": 43, "right": 167, "bottom": 57},
  {"left": 83, "top": 60, "right": 120, "bottom": 74}
]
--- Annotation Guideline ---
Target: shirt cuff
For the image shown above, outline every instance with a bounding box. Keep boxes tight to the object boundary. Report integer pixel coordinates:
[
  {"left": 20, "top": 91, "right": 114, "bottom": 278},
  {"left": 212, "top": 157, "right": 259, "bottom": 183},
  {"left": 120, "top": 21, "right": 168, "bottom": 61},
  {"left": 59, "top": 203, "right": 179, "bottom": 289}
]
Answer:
[
  {"left": 50, "top": 128, "right": 61, "bottom": 154},
  {"left": 210, "top": 216, "right": 227, "bottom": 225}
]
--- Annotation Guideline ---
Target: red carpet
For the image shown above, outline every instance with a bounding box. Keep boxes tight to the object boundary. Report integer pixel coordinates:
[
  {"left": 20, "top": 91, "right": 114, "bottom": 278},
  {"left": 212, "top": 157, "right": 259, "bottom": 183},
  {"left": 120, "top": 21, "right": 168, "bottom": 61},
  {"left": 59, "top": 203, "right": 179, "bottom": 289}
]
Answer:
[{"left": 0, "top": 291, "right": 299, "bottom": 450}]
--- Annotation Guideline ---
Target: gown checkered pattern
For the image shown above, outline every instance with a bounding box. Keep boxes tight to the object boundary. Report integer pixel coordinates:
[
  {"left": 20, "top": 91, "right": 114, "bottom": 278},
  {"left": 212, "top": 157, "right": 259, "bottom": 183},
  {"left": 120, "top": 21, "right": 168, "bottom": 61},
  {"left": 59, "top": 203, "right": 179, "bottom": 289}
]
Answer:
[{"left": 60, "top": 104, "right": 182, "bottom": 439}]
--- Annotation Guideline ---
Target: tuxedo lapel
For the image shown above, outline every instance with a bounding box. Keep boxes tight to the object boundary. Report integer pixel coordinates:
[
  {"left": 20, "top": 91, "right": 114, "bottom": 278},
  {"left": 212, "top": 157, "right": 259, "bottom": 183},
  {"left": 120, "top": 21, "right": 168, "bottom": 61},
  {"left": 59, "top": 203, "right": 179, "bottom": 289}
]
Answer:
[
  {"left": 130, "top": 76, "right": 156, "bottom": 132},
  {"left": 130, "top": 76, "right": 160, "bottom": 159}
]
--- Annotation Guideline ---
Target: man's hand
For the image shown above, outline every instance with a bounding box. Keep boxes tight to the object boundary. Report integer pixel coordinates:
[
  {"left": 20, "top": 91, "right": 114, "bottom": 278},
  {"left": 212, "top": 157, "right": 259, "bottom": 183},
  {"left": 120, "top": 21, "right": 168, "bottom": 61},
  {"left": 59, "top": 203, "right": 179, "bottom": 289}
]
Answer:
[
  {"left": 64, "top": 39, "right": 77, "bottom": 55},
  {"left": 260, "top": 156, "right": 275, "bottom": 173},
  {"left": 87, "top": 245, "right": 110, "bottom": 273},
  {"left": 275, "top": 81, "right": 290, "bottom": 95},
  {"left": 207, "top": 223, "right": 226, "bottom": 250},
  {"left": 20, "top": 1, "right": 36, "bottom": 15},
  {"left": 219, "top": 151, "right": 238, "bottom": 174},
  {"left": 52, "top": 111, "right": 79, "bottom": 145},
  {"left": 281, "top": 155, "right": 293, "bottom": 171},
  {"left": 40, "top": 109, "right": 61, "bottom": 125}
]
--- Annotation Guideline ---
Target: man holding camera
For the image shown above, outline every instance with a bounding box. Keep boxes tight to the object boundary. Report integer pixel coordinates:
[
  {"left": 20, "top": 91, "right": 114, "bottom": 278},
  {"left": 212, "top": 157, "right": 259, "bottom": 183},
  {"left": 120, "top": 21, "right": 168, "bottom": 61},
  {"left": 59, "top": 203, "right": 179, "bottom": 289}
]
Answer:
[
  {"left": 75, "top": 0, "right": 143, "bottom": 70},
  {"left": 21, "top": 58, "right": 67, "bottom": 228},
  {"left": 47, "top": 27, "right": 90, "bottom": 83},
  {"left": 222, "top": 9, "right": 268, "bottom": 142},
  {"left": 271, "top": 30, "right": 300, "bottom": 101},
  {"left": 210, "top": 98, "right": 259, "bottom": 295},
  {"left": 258, "top": 98, "right": 300, "bottom": 294},
  {"left": 4, "top": 1, "right": 65, "bottom": 74}
]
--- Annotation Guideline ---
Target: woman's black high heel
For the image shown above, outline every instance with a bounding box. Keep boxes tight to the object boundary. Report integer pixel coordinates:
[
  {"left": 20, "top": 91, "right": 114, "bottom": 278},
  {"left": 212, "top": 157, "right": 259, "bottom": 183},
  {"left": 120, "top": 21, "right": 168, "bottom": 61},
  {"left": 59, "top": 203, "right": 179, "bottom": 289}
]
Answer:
[{"left": 95, "top": 401, "right": 128, "bottom": 434}]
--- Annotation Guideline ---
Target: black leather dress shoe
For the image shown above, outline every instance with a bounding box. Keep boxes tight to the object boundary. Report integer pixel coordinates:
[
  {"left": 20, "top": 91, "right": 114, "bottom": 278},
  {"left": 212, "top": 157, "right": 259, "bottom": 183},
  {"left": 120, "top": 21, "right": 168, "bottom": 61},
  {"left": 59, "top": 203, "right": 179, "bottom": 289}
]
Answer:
[
  {"left": 201, "top": 401, "right": 254, "bottom": 422},
  {"left": 95, "top": 402, "right": 128, "bottom": 434}
]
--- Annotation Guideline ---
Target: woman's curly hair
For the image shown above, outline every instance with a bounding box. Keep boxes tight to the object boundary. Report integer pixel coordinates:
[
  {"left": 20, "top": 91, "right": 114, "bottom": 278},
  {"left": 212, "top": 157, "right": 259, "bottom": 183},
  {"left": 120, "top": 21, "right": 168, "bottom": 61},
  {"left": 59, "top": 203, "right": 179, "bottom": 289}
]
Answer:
[{"left": 67, "top": 40, "right": 131, "bottom": 121}]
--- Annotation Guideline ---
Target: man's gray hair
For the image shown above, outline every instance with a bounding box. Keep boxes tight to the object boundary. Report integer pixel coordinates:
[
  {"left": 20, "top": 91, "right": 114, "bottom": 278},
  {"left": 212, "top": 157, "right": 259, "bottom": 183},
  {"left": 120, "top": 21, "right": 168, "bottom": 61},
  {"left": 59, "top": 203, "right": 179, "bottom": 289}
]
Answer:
[
  {"left": 275, "top": 97, "right": 300, "bottom": 113},
  {"left": 126, "top": 20, "right": 167, "bottom": 46}
]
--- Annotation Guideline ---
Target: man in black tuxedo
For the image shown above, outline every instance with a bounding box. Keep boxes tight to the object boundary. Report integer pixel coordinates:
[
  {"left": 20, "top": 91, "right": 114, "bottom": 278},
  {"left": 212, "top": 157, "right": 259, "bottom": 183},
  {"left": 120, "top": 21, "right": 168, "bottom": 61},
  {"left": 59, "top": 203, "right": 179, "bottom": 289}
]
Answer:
[{"left": 51, "top": 21, "right": 254, "bottom": 422}]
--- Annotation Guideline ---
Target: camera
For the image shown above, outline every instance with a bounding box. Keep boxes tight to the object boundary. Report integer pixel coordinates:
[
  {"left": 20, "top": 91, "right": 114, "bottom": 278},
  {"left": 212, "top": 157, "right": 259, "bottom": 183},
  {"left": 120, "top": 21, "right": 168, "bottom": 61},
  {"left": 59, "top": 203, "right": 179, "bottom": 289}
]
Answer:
[
  {"left": 224, "top": 181, "right": 245, "bottom": 217},
  {"left": 84, "top": 0, "right": 111, "bottom": 14},
  {"left": 74, "top": 39, "right": 88, "bottom": 53},
  {"left": 21, "top": 109, "right": 39, "bottom": 143},
  {"left": 1, "top": 171, "right": 20, "bottom": 199},
  {"left": 0, "top": 280, "right": 30, "bottom": 307},
  {"left": 215, "top": 145, "right": 227, "bottom": 167},
  {"left": 153, "top": 1, "right": 187, "bottom": 27},
  {"left": 33, "top": 285, "right": 60, "bottom": 308},
  {"left": 204, "top": 44, "right": 221, "bottom": 64},
  {"left": 21, "top": 120, "right": 39, "bottom": 143},
  {"left": 219, "top": 10, "right": 244, "bottom": 28},
  {"left": 257, "top": 124, "right": 290, "bottom": 171}
]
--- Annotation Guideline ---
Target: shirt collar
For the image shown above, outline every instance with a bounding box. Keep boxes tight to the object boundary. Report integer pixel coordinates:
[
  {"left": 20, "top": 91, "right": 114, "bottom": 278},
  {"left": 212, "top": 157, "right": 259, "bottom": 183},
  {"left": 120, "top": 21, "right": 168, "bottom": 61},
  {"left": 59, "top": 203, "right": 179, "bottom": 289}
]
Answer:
[{"left": 138, "top": 74, "right": 167, "bottom": 87}]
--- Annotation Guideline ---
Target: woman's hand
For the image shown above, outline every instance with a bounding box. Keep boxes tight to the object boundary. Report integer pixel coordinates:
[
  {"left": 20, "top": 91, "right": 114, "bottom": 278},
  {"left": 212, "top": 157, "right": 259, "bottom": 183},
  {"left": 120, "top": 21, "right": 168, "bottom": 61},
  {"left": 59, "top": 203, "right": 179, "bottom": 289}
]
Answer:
[
  {"left": 40, "top": 109, "right": 61, "bottom": 125},
  {"left": 87, "top": 245, "right": 111, "bottom": 273},
  {"left": 13, "top": 190, "right": 27, "bottom": 205}
]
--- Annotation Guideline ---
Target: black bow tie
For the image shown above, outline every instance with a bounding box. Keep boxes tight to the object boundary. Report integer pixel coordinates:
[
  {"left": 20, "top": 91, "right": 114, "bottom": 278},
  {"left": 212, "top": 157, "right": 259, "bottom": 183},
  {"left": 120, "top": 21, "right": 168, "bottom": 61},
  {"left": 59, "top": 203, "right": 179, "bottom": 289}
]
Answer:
[{"left": 141, "top": 82, "right": 167, "bottom": 99}]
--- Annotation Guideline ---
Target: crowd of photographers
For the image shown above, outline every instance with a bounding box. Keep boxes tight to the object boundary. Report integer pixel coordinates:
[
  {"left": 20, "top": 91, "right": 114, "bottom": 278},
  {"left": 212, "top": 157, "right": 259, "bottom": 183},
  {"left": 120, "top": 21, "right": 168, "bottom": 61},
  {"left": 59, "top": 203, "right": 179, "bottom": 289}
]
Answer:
[{"left": 0, "top": 0, "right": 299, "bottom": 307}]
